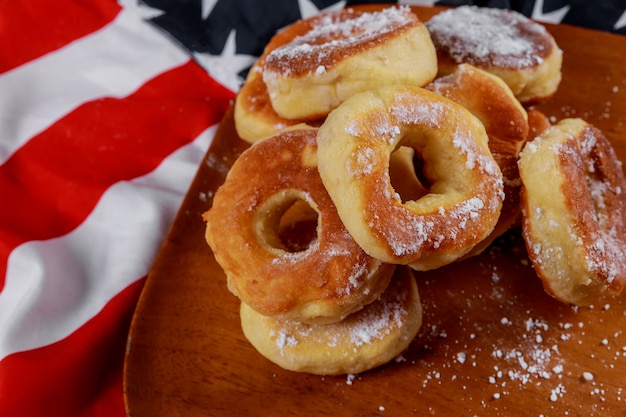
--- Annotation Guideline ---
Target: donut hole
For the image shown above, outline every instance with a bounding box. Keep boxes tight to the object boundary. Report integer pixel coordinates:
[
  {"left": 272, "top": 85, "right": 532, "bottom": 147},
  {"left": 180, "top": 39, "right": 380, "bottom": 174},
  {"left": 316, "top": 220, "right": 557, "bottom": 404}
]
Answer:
[
  {"left": 389, "top": 146, "right": 430, "bottom": 203},
  {"left": 279, "top": 199, "right": 320, "bottom": 252},
  {"left": 255, "top": 191, "right": 320, "bottom": 254}
]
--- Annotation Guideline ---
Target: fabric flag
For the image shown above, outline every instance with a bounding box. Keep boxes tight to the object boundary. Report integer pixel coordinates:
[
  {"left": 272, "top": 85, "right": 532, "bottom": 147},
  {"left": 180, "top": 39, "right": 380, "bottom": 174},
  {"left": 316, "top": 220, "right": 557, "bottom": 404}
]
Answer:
[
  {"left": 0, "top": 0, "right": 233, "bottom": 416},
  {"left": 2, "top": 1, "right": 624, "bottom": 417}
]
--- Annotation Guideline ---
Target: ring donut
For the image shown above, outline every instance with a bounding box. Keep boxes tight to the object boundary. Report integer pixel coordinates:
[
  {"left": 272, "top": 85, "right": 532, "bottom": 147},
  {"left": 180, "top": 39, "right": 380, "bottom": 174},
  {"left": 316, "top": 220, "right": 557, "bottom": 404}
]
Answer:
[
  {"left": 240, "top": 265, "right": 422, "bottom": 375},
  {"left": 262, "top": 6, "right": 437, "bottom": 120},
  {"left": 203, "top": 127, "right": 395, "bottom": 324},
  {"left": 316, "top": 85, "right": 504, "bottom": 271},
  {"left": 519, "top": 118, "right": 626, "bottom": 305},
  {"left": 426, "top": 64, "right": 529, "bottom": 256},
  {"left": 426, "top": 5, "right": 562, "bottom": 105}
]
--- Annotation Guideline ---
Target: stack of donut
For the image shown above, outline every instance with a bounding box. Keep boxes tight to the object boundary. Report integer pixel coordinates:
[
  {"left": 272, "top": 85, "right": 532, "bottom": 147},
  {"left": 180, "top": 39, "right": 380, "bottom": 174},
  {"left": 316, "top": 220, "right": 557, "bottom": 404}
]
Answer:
[{"left": 203, "top": 5, "right": 626, "bottom": 375}]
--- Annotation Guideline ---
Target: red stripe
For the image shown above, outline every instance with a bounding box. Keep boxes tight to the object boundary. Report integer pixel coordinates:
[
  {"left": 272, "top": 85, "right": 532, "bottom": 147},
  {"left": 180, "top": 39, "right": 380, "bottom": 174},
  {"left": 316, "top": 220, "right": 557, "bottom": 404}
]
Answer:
[
  {"left": 0, "top": 0, "right": 121, "bottom": 73},
  {"left": 0, "top": 277, "right": 145, "bottom": 417},
  {"left": 0, "top": 60, "right": 234, "bottom": 291}
]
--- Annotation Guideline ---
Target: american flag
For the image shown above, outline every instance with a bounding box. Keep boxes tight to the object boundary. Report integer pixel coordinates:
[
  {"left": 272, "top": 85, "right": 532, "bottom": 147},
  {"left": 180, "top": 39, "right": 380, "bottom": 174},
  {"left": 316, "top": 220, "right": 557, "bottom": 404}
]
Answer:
[{"left": 1, "top": 0, "right": 623, "bottom": 416}]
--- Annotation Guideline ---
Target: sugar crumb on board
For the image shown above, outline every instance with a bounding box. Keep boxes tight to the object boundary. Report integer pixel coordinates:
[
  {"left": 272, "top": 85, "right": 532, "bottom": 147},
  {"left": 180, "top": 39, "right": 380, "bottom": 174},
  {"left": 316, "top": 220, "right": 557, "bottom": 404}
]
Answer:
[{"left": 385, "top": 232, "right": 626, "bottom": 416}]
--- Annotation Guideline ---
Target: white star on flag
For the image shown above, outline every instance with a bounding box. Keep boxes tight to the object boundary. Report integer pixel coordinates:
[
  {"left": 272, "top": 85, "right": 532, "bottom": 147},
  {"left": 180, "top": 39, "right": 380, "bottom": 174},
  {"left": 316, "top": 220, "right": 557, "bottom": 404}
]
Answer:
[
  {"left": 193, "top": 29, "right": 257, "bottom": 92},
  {"left": 298, "top": 0, "right": 346, "bottom": 19},
  {"left": 614, "top": 9, "right": 626, "bottom": 30},
  {"left": 202, "top": 0, "right": 219, "bottom": 20},
  {"left": 118, "top": 0, "right": 165, "bottom": 19},
  {"left": 531, "top": 0, "right": 570, "bottom": 24}
]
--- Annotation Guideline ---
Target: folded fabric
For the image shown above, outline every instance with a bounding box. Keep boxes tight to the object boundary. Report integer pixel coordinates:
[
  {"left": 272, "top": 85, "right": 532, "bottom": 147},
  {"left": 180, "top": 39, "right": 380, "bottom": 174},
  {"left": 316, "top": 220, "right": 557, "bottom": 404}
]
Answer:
[{"left": 0, "top": 1, "right": 232, "bottom": 416}]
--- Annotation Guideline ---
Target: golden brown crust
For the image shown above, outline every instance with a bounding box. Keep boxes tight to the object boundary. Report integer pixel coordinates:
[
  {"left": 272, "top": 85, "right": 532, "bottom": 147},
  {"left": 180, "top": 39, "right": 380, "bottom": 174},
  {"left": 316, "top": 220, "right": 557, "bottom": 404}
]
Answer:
[
  {"left": 426, "top": 6, "right": 562, "bottom": 104},
  {"left": 204, "top": 127, "right": 394, "bottom": 324},
  {"left": 316, "top": 85, "right": 504, "bottom": 271},
  {"left": 519, "top": 118, "right": 626, "bottom": 305},
  {"left": 240, "top": 266, "right": 422, "bottom": 375},
  {"left": 234, "top": 64, "right": 320, "bottom": 143}
]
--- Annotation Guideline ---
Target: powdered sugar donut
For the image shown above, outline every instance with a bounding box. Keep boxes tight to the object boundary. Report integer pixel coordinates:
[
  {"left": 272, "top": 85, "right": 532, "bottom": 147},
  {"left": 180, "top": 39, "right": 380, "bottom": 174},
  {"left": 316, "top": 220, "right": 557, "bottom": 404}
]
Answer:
[
  {"left": 316, "top": 85, "right": 504, "bottom": 271},
  {"left": 426, "top": 64, "right": 529, "bottom": 256},
  {"left": 240, "top": 265, "right": 422, "bottom": 375},
  {"left": 426, "top": 6, "right": 562, "bottom": 104},
  {"left": 262, "top": 6, "right": 437, "bottom": 120},
  {"left": 519, "top": 118, "right": 626, "bottom": 305},
  {"left": 204, "top": 127, "right": 394, "bottom": 324}
]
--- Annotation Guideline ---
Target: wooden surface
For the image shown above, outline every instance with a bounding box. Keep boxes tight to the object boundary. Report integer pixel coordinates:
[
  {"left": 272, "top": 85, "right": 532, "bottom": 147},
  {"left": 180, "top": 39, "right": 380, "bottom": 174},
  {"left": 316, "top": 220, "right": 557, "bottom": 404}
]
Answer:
[{"left": 124, "top": 6, "right": 626, "bottom": 417}]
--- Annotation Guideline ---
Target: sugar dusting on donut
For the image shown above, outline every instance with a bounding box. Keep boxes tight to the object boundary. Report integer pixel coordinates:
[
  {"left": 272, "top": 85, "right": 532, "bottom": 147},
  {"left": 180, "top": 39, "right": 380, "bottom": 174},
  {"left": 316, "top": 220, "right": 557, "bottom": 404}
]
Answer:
[
  {"left": 426, "top": 6, "right": 552, "bottom": 69},
  {"left": 349, "top": 289, "right": 408, "bottom": 347},
  {"left": 389, "top": 92, "right": 500, "bottom": 176},
  {"left": 520, "top": 119, "right": 626, "bottom": 303},
  {"left": 205, "top": 128, "right": 396, "bottom": 323},
  {"left": 389, "top": 91, "right": 504, "bottom": 209},
  {"left": 316, "top": 86, "right": 504, "bottom": 269},
  {"left": 269, "top": 274, "right": 410, "bottom": 352},
  {"left": 383, "top": 98, "right": 504, "bottom": 260},
  {"left": 265, "top": 6, "right": 417, "bottom": 76},
  {"left": 561, "top": 127, "right": 625, "bottom": 286},
  {"left": 577, "top": 127, "right": 626, "bottom": 286}
]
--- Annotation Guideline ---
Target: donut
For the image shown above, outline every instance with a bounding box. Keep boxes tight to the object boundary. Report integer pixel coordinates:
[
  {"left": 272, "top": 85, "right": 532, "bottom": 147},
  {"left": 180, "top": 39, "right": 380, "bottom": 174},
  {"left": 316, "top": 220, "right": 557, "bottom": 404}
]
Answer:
[
  {"left": 426, "top": 64, "right": 529, "bottom": 256},
  {"left": 262, "top": 6, "right": 437, "bottom": 120},
  {"left": 203, "top": 127, "right": 395, "bottom": 324},
  {"left": 518, "top": 118, "right": 626, "bottom": 305},
  {"left": 239, "top": 265, "right": 422, "bottom": 375},
  {"left": 316, "top": 85, "right": 505, "bottom": 271},
  {"left": 426, "top": 5, "right": 562, "bottom": 105}
]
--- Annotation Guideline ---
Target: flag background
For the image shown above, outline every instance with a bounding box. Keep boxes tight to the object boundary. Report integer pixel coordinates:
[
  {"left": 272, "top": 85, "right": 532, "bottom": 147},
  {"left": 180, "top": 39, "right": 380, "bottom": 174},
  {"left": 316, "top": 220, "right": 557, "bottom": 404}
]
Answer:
[{"left": 1, "top": 1, "right": 623, "bottom": 416}]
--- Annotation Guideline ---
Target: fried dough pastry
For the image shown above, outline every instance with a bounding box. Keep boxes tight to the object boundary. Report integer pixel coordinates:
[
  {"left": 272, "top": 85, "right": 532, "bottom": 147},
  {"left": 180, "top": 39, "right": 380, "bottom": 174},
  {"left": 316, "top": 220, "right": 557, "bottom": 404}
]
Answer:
[
  {"left": 426, "top": 64, "right": 529, "bottom": 256},
  {"left": 240, "top": 266, "right": 422, "bottom": 375},
  {"left": 316, "top": 85, "right": 504, "bottom": 271},
  {"left": 262, "top": 6, "right": 437, "bottom": 120},
  {"left": 519, "top": 118, "right": 626, "bottom": 305},
  {"left": 204, "top": 127, "right": 394, "bottom": 324},
  {"left": 426, "top": 5, "right": 562, "bottom": 105}
]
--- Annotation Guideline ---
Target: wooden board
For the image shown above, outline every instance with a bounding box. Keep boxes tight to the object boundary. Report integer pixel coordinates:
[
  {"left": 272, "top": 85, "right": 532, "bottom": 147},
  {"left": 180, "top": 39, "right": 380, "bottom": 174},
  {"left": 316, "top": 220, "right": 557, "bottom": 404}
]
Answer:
[{"left": 124, "top": 6, "right": 626, "bottom": 417}]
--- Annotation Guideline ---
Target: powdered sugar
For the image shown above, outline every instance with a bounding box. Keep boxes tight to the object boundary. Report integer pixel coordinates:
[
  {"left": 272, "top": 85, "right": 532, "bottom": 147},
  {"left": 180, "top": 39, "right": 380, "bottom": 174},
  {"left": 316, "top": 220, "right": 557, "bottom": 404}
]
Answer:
[
  {"left": 427, "top": 6, "right": 548, "bottom": 68},
  {"left": 387, "top": 216, "right": 435, "bottom": 257},
  {"left": 350, "top": 295, "right": 406, "bottom": 346},
  {"left": 390, "top": 96, "right": 444, "bottom": 128},
  {"left": 270, "top": 275, "right": 411, "bottom": 355},
  {"left": 347, "top": 146, "right": 376, "bottom": 178},
  {"left": 265, "top": 6, "right": 415, "bottom": 75},
  {"left": 272, "top": 329, "right": 299, "bottom": 353}
]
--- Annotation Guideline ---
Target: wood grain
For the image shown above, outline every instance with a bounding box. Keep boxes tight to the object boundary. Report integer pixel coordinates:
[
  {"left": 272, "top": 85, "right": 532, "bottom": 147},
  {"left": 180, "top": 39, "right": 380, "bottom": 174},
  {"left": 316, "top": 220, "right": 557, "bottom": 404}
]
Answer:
[{"left": 124, "top": 6, "right": 626, "bottom": 417}]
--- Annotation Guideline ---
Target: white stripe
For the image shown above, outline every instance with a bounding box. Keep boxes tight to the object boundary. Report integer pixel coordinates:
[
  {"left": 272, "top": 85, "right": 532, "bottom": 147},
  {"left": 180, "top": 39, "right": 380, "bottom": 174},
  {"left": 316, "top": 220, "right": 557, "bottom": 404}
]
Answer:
[
  {"left": 0, "top": 125, "right": 215, "bottom": 359},
  {"left": 0, "top": 7, "right": 189, "bottom": 165}
]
